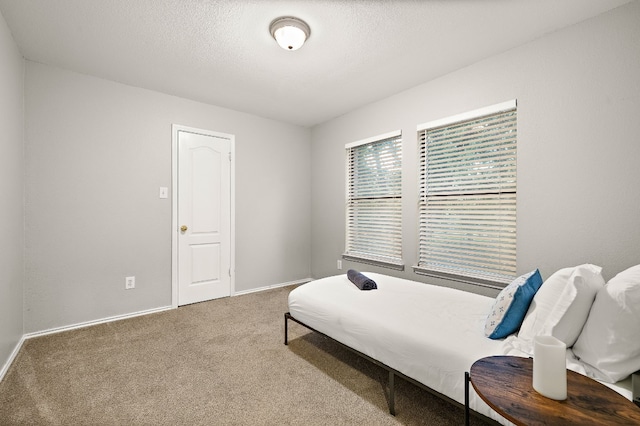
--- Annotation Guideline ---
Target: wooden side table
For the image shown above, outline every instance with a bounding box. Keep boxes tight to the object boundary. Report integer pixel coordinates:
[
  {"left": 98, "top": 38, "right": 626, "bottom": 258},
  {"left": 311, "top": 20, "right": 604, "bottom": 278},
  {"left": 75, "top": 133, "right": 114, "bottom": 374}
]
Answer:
[{"left": 465, "top": 356, "right": 640, "bottom": 425}]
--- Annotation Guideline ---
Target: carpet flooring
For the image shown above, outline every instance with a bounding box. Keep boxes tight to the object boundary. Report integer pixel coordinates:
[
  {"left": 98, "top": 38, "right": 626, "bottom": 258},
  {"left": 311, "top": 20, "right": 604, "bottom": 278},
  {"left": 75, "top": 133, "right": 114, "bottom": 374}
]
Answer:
[{"left": 0, "top": 285, "right": 493, "bottom": 425}]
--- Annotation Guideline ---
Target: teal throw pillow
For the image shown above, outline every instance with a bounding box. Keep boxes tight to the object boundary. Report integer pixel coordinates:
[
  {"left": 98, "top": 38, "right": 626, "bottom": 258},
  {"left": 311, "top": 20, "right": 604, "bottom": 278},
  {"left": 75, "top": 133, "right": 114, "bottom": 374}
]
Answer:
[{"left": 485, "top": 269, "right": 543, "bottom": 339}]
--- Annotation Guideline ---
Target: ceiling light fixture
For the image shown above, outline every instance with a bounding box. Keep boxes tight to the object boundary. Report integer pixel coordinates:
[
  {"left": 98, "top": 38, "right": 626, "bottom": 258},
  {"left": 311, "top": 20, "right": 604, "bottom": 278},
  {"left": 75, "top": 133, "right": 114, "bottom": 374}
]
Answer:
[{"left": 269, "top": 16, "right": 310, "bottom": 51}]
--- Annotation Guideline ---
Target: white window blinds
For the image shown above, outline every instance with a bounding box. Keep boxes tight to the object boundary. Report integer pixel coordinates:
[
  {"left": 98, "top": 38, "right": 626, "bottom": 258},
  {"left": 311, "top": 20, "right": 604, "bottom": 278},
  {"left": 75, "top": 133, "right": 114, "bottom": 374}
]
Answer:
[
  {"left": 344, "top": 131, "right": 403, "bottom": 269},
  {"left": 416, "top": 101, "right": 517, "bottom": 285}
]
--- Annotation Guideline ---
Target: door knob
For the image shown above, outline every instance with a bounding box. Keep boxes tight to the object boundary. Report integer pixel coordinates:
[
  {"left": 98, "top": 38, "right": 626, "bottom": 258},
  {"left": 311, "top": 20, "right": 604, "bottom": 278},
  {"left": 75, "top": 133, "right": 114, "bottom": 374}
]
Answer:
[{"left": 180, "top": 225, "right": 188, "bottom": 232}]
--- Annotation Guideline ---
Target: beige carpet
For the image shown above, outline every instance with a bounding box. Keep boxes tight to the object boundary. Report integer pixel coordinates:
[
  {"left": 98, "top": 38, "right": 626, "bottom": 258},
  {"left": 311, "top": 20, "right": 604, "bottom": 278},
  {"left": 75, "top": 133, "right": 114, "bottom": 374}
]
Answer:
[{"left": 0, "top": 285, "right": 493, "bottom": 425}]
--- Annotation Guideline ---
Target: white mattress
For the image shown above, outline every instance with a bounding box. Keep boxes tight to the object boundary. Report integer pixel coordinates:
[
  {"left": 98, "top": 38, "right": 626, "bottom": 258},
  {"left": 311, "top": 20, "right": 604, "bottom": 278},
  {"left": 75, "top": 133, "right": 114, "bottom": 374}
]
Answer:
[
  {"left": 288, "top": 272, "right": 634, "bottom": 423},
  {"left": 288, "top": 272, "right": 510, "bottom": 424}
]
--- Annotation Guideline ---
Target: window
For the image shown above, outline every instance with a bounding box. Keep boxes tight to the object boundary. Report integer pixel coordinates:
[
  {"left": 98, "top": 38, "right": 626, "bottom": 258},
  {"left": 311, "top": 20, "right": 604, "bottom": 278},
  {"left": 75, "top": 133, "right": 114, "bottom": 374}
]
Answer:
[
  {"left": 415, "top": 101, "right": 517, "bottom": 286},
  {"left": 344, "top": 131, "right": 403, "bottom": 270}
]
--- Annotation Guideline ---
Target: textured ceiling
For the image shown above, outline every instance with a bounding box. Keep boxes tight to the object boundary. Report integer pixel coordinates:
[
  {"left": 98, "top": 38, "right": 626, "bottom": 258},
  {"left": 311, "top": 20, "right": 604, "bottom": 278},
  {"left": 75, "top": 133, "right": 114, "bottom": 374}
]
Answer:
[{"left": 0, "top": 0, "right": 633, "bottom": 127}]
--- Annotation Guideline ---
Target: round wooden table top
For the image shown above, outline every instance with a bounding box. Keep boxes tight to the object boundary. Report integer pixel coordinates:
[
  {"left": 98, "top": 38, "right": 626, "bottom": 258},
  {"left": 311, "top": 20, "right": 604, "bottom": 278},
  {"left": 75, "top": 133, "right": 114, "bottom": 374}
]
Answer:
[{"left": 470, "top": 356, "right": 640, "bottom": 425}]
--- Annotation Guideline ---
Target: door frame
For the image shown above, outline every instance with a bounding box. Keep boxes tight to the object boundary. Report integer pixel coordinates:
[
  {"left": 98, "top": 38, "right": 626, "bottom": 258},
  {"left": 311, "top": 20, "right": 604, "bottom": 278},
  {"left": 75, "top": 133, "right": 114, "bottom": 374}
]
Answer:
[{"left": 171, "top": 124, "right": 236, "bottom": 308}]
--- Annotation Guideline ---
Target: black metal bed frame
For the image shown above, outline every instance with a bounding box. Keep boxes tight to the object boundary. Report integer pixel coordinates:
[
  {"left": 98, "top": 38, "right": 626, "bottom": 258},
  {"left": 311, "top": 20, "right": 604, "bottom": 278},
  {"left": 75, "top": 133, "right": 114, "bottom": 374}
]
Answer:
[{"left": 284, "top": 312, "right": 498, "bottom": 425}]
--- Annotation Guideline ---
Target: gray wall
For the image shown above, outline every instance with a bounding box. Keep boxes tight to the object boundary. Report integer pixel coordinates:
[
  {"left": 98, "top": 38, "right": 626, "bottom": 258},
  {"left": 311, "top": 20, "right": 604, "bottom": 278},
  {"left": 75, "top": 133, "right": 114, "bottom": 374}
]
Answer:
[
  {"left": 24, "top": 62, "right": 311, "bottom": 333},
  {"left": 0, "top": 10, "right": 24, "bottom": 368},
  {"left": 10, "top": 0, "right": 640, "bottom": 342},
  {"left": 310, "top": 2, "right": 640, "bottom": 296}
]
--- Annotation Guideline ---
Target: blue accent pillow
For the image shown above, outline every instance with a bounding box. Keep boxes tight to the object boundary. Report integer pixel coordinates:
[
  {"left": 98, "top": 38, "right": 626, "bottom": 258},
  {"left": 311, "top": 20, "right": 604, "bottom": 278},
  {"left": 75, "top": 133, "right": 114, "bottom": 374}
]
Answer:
[{"left": 484, "top": 269, "right": 543, "bottom": 339}]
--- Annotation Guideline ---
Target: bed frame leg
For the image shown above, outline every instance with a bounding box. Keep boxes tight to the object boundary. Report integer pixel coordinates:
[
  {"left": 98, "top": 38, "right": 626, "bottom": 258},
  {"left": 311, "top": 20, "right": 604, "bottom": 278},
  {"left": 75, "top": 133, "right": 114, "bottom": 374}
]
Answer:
[
  {"left": 388, "top": 370, "right": 396, "bottom": 416},
  {"left": 464, "top": 371, "right": 470, "bottom": 426},
  {"left": 284, "top": 313, "right": 289, "bottom": 345}
]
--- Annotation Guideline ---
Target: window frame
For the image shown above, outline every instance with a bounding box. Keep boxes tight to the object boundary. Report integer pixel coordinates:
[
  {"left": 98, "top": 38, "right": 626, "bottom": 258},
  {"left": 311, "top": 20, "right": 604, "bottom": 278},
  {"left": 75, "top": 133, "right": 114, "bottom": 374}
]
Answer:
[
  {"left": 343, "top": 130, "right": 404, "bottom": 270},
  {"left": 413, "top": 100, "right": 517, "bottom": 288}
]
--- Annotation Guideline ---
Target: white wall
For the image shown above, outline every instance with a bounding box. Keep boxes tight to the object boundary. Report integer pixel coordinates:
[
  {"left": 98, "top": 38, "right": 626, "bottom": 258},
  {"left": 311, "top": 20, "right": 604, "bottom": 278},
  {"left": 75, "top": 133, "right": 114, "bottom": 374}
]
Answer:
[
  {"left": 24, "top": 62, "right": 311, "bottom": 333},
  {"left": 310, "top": 2, "right": 640, "bottom": 295},
  {"left": 0, "top": 10, "right": 24, "bottom": 370}
]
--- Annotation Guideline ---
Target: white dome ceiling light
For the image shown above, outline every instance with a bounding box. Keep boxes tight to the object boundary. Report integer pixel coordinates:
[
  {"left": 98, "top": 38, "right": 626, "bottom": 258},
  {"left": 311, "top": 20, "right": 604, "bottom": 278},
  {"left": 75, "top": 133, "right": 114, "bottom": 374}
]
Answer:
[{"left": 269, "top": 17, "right": 310, "bottom": 51}]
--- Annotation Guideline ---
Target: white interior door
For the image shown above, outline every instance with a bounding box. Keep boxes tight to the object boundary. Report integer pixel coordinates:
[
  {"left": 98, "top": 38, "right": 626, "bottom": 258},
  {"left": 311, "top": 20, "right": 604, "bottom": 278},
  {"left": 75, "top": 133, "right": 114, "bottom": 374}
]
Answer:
[{"left": 177, "top": 129, "right": 232, "bottom": 306}]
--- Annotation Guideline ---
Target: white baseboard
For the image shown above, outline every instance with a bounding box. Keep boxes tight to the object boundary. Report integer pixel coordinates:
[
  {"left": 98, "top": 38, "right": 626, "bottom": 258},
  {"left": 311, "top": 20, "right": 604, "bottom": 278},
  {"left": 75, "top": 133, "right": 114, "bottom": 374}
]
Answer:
[
  {"left": 233, "top": 277, "right": 312, "bottom": 296},
  {"left": 23, "top": 278, "right": 312, "bottom": 339},
  {"left": 0, "top": 335, "right": 26, "bottom": 383},
  {"left": 24, "top": 305, "right": 174, "bottom": 340}
]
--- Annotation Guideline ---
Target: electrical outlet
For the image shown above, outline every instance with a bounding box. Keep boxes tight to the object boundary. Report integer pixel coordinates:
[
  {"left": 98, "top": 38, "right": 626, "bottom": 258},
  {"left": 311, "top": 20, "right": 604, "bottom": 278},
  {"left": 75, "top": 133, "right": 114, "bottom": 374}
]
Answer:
[
  {"left": 337, "top": 260, "right": 342, "bottom": 270},
  {"left": 125, "top": 276, "right": 135, "bottom": 290}
]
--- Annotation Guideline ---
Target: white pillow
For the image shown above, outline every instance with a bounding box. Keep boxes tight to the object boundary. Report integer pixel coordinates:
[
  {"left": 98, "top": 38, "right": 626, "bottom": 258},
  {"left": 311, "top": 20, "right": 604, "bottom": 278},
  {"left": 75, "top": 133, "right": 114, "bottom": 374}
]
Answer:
[
  {"left": 518, "top": 264, "right": 605, "bottom": 348},
  {"left": 572, "top": 264, "right": 640, "bottom": 383}
]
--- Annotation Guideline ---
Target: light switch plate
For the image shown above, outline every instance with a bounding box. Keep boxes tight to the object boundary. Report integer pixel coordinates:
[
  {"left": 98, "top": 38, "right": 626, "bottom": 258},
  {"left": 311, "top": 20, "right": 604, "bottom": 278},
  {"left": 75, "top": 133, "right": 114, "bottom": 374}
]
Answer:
[{"left": 159, "top": 187, "right": 168, "bottom": 199}]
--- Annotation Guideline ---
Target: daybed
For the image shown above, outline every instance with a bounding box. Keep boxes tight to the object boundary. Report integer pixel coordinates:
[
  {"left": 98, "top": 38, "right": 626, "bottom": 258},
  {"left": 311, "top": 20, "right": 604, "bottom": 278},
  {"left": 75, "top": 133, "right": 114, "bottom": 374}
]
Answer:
[{"left": 284, "top": 265, "right": 640, "bottom": 425}]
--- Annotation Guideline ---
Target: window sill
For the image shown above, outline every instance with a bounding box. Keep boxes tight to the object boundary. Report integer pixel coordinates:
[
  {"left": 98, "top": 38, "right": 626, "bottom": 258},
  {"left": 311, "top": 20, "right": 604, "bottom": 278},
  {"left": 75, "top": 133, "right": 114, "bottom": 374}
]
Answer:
[
  {"left": 342, "top": 254, "right": 405, "bottom": 271},
  {"left": 412, "top": 266, "right": 509, "bottom": 290}
]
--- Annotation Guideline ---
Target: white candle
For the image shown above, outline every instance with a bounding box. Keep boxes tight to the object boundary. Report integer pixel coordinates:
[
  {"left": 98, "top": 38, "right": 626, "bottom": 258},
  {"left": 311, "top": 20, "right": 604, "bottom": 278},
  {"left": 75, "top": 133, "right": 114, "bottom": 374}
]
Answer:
[{"left": 533, "top": 335, "right": 567, "bottom": 400}]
